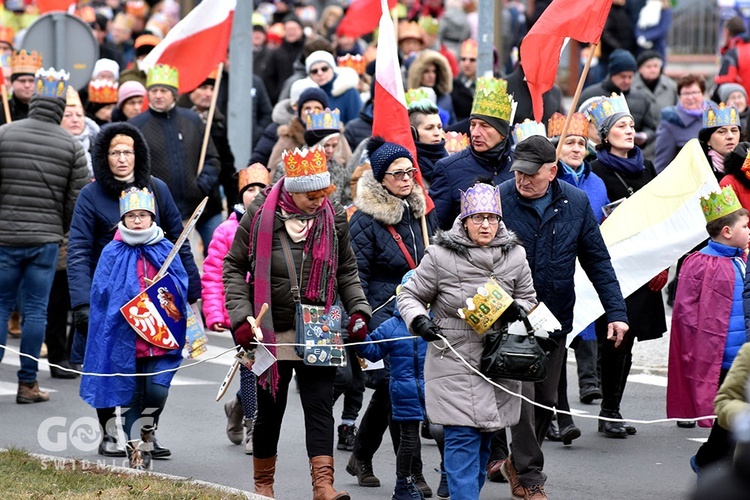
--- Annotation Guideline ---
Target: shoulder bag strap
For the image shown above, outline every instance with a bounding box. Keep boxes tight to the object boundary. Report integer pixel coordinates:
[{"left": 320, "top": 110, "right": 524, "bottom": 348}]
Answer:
[
  {"left": 611, "top": 171, "right": 635, "bottom": 197},
  {"left": 386, "top": 225, "right": 417, "bottom": 270},
  {"left": 278, "top": 231, "right": 302, "bottom": 303}
]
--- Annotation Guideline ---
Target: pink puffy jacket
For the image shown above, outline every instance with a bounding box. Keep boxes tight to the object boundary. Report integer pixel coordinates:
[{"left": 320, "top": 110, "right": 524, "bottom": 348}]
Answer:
[{"left": 201, "top": 213, "right": 239, "bottom": 330}]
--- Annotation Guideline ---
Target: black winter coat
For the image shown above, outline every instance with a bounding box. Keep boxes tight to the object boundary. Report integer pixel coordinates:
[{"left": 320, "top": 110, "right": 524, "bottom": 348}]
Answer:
[
  {"left": 415, "top": 140, "right": 448, "bottom": 185},
  {"left": 506, "top": 65, "right": 566, "bottom": 126},
  {"left": 499, "top": 178, "right": 628, "bottom": 337},
  {"left": 349, "top": 171, "right": 436, "bottom": 329},
  {"left": 0, "top": 94, "right": 88, "bottom": 246},
  {"left": 590, "top": 155, "right": 666, "bottom": 341},
  {"left": 343, "top": 100, "right": 373, "bottom": 151}
]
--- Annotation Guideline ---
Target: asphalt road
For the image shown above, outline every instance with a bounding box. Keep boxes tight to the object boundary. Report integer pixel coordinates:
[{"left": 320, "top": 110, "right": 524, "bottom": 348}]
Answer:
[{"left": 0, "top": 326, "right": 702, "bottom": 500}]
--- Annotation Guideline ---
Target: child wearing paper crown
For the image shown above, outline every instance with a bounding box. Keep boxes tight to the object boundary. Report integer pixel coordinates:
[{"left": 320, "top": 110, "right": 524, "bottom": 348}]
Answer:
[
  {"left": 201, "top": 163, "right": 269, "bottom": 455},
  {"left": 80, "top": 187, "right": 189, "bottom": 469},
  {"left": 355, "top": 270, "right": 432, "bottom": 500},
  {"left": 667, "top": 185, "right": 750, "bottom": 473}
]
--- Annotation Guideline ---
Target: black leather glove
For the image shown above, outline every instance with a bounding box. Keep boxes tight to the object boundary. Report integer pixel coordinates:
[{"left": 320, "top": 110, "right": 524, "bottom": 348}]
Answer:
[
  {"left": 73, "top": 305, "right": 90, "bottom": 337},
  {"left": 411, "top": 315, "right": 442, "bottom": 342},
  {"left": 500, "top": 301, "right": 526, "bottom": 324}
]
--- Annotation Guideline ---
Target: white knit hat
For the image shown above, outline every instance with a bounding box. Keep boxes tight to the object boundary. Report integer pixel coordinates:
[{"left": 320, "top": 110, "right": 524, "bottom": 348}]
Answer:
[
  {"left": 92, "top": 58, "right": 120, "bottom": 80},
  {"left": 305, "top": 50, "right": 336, "bottom": 75}
]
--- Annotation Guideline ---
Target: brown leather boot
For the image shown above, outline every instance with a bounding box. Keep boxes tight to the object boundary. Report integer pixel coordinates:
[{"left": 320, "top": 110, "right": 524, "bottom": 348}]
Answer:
[
  {"left": 16, "top": 380, "right": 49, "bottom": 404},
  {"left": 310, "top": 456, "right": 349, "bottom": 500},
  {"left": 253, "top": 456, "right": 276, "bottom": 498}
]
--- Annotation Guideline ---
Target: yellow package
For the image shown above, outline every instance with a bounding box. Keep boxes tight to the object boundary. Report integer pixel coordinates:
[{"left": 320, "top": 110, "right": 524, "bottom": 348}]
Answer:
[{"left": 457, "top": 278, "right": 513, "bottom": 334}]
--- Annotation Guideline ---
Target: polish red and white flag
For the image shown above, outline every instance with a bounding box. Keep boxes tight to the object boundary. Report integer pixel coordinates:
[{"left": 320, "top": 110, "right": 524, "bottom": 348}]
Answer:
[
  {"left": 372, "top": 0, "right": 434, "bottom": 212},
  {"left": 142, "top": 0, "right": 235, "bottom": 94}
]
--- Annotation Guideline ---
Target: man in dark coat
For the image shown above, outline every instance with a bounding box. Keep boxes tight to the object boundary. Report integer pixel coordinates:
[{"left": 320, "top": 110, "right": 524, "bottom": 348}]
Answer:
[
  {"left": 505, "top": 62, "right": 566, "bottom": 126},
  {"left": 495, "top": 136, "right": 629, "bottom": 499},
  {"left": 451, "top": 39, "right": 478, "bottom": 122},
  {"left": 430, "top": 76, "right": 514, "bottom": 229},
  {"left": 0, "top": 68, "right": 89, "bottom": 403},
  {"left": 580, "top": 49, "right": 658, "bottom": 154},
  {"left": 343, "top": 98, "right": 373, "bottom": 151},
  {"left": 130, "top": 64, "right": 221, "bottom": 252},
  {"left": 0, "top": 49, "right": 42, "bottom": 125},
  {"left": 263, "top": 15, "right": 306, "bottom": 104}
]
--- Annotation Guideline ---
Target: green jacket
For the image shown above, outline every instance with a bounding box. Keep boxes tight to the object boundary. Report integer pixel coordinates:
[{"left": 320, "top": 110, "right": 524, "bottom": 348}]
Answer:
[{"left": 715, "top": 342, "right": 750, "bottom": 430}]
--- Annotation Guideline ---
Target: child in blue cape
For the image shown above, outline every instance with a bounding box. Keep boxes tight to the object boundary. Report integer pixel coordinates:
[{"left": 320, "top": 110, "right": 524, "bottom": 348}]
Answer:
[
  {"left": 355, "top": 270, "right": 430, "bottom": 500},
  {"left": 80, "top": 187, "right": 189, "bottom": 468}
]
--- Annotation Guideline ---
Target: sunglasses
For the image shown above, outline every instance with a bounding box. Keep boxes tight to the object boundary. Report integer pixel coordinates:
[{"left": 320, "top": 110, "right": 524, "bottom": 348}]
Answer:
[
  {"left": 461, "top": 57, "right": 477, "bottom": 62},
  {"left": 384, "top": 168, "right": 417, "bottom": 181},
  {"left": 310, "top": 66, "right": 331, "bottom": 76}
]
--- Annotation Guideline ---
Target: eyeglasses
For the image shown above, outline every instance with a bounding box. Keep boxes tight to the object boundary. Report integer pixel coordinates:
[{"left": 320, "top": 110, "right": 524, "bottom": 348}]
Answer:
[
  {"left": 384, "top": 168, "right": 417, "bottom": 181},
  {"left": 108, "top": 150, "right": 135, "bottom": 158},
  {"left": 468, "top": 214, "right": 500, "bottom": 225},
  {"left": 310, "top": 66, "right": 331, "bottom": 76},
  {"left": 679, "top": 91, "right": 703, "bottom": 97},
  {"left": 124, "top": 211, "right": 152, "bottom": 221},
  {"left": 460, "top": 57, "right": 477, "bottom": 63}
]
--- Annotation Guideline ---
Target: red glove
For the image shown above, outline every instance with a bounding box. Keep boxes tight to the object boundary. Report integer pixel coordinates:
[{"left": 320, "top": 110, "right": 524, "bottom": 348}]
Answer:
[
  {"left": 347, "top": 313, "right": 368, "bottom": 343},
  {"left": 648, "top": 270, "right": 669, "bottom": 292},
  {"left": 233, "top": 321, "right": 255, "bottom": 350}
]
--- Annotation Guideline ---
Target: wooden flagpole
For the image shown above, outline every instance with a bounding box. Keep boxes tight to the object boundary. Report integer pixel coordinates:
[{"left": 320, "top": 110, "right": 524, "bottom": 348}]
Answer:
[
  {"left": 197, "top": 62, "right": 224, "bottom": 176},
  {"left": 2, "top": 83, "right": 11, "bottom": 124},
  {"left": 555, "top": 42, "right": 598, "bottom": 161}
]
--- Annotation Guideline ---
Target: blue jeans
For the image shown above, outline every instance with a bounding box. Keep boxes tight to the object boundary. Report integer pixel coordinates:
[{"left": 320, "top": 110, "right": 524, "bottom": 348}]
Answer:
[
  {"left": 122, "top": 357, "right": 171, "bottom": 440},
  {"left": 443, "top": 426, "right": 493, "bottom": 500},
  {"left": 0, "top": 243, "right": 59, "bottom": 382}
]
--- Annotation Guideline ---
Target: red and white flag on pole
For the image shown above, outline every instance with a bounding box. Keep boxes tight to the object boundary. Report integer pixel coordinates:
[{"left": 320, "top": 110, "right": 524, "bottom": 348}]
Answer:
[
  {"left": 337, "top": 0, "right": 397, "bottom": 39},
  {"left": 372, "top": 0, "right": 434, "bottom": 212},
  {"left": 142, "top": 0, "right": 236, "bottom": 94}
]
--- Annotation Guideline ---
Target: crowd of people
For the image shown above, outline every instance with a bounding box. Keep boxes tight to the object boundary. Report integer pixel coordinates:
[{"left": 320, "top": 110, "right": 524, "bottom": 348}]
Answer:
[{"left": 2, "top": 1, "right": 750, "bottom": 500}]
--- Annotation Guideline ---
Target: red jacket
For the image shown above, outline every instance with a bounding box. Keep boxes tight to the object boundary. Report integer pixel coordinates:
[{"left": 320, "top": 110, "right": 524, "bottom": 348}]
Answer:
[{"left": 715, "top": 39, "right": 750, "bottom": 98}]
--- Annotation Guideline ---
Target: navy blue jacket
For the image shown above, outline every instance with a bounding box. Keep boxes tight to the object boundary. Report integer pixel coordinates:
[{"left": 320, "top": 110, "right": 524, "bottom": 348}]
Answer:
[
  {"left": 499, "top": 178, "right": 628, "bottom": 336},
  {"left": 430, "top": 146, "right": 513, "bottom": 230},
  {"left": 343, "top": 100, "right": 373, "bottom": 150},
  {"left": 356, "top": 311, "right": 427, "bottom": 421}
]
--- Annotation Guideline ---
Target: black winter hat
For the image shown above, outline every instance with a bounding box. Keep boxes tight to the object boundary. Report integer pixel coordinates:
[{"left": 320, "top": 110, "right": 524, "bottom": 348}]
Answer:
[
  {"left": 608, "top": 49, "right": 637, "bottom": 76},
  {"left": 367, "top": 136, "right": 414, "bottom": 182}
]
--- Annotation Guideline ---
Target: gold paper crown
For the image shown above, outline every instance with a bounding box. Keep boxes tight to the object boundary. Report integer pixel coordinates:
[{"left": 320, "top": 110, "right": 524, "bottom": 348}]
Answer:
[
  {"left": 283, "top": 146, "right": 328, "bottom": 178},
  {"left": 147, "top": 64, "right": 179, "bottom": 90},
  {"left": 405, "top": 88, "right": 430, "bottom": 108},
  {"left": 418, "top": 16, "right": 439, "bottom": 36},
  {"left": 512, "top": 119, "right": 546, "bottom": 144},
  {"left": 126, "top": 0, "right": 150, "bottom": 18},
  {"left": 119, "top": 187, "right": 156, "bottom": 218},
  {"left": 88, "top": 79, "right": 119, "bottom": 104},
  {"left": 445, "top": 131, "right": 469, "bottom": 154},
  {"left": 66, "top": 86, "right": 82, "bottom": 108},
  {"left": 588, "top": 93, "right": 630, "bottom": 130},
  {"left": 337, "top": 54, "right": 366, "bottom": 75},
  {"left": 398, "top": 21, "right": 423, "bottom": 43},
  {"left": 471, "top": 76, "right": 514, "bottom": 122},
  {"left": 700, "top": 185, "right": 743, "bottom": 223},
  {"left": 238, "top": 163, "right": 270, "bottom": 193},
  {"left": 12, "top": 50, "right": 42, "bottom": 76},
  {"left": 547, "top": 112, "right": 590, "bottom": 138},
  {"left": 0, "top": 26, "right": 15, "bottom": 47},
  {"left": 34, "top": 67, "right": 69, "bottom": 99}
]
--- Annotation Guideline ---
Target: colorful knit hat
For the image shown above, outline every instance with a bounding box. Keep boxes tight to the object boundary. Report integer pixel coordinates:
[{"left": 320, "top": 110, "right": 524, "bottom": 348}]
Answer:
[
  {"left": 459, "top": 183, "right": 502, "bottom": 219},
  {"left": 120, "top": 187, "right": 156, "bottom": 218},
  {"left": 283, "top": 146, "right": 331, "bottom": 193},
  {"left": 366, "top": 136, "right": 414, "bottom": 182}
]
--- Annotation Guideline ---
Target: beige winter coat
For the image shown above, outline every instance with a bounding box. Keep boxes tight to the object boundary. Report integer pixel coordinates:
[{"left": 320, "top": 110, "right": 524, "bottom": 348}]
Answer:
[{"left": 398, "top": 218, "right": 537, "bottom": 431}]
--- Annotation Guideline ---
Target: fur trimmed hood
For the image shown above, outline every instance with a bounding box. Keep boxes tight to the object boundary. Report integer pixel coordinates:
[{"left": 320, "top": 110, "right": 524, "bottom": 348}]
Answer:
[
  {"left": 354, "top": 169, "right": 427, "bottom": 225},
  {"left": 92, "top": 121, "right": 151, "bottom": 198},
  {"left": 272, "top": 98, "right": 295, "bottom": 125},
  {"left": 433, "top": 217, "right": 519, "bottom": 257},
  {"left": 407, "top": 49, "right": 453, "bottom": 96},
  {"left": 277, "top": 117, "right": 306, "bottom": 145},
  {"left": 332, "top": 67, "right": 360, "bottom": 97}
]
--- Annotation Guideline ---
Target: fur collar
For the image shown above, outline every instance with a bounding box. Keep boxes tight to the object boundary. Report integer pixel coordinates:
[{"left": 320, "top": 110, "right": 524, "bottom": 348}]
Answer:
[
  {"left": 92, "top": 122, "right": 152, "bottom": 198},
  {"left": 277, "top": 117, "right": 306, "bottom": 144},
  {"left": 272, "top": 98, "right": 295, "bottom": 125},
  {"left": 332, "top": 67, "right": 360, "bottom": 97},
  {"left": 433, "top": 218, "right": 520, "bottom": 257},
  {"left": 354, "top": 170, "right": 426, "bottom": 225},
  {"left": 407, "top": 49, "right": 453, "bottom": 95}
]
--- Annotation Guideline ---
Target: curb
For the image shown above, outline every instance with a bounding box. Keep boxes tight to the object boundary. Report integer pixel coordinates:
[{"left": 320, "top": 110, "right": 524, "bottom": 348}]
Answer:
[{"left": 1, "top": 449, "right": 270, "bottom": 499}]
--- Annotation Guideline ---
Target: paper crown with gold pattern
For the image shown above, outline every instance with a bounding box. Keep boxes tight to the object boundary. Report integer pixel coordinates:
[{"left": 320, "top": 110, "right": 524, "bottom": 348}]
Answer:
[
  {"left": 398, "top": 21, "right": 423, "bottom": 43},
  {"left": 12, "top": 50, "right": 42, "bottom": 76},
  {"left": 700, "top": 185, "right": 743, "bottom": 223},
  {"left": 460, "top": 39, "right": 478, "bottom": 58},
  {"left": 88, "top": 79, "right": 119, "bottom": 104},
  {"left": 125, "top": 0, "right": 149, "bottom": 18},
  {"left": 459, "top": 182, "right": 502, "bottom": 220},
  {"left": 238, "top": 163, "right": 270, "bottom": 194},
  {"left": 512, "top": 119, "right": 546, "bottom": 144},
  {"left": 119, "top": 187, "right": 156, "bottom": 218},
  {"left": 418, "top": 16, "right": 439, "bottom": 36},
  {"left": 147, "top": 64, "right": 179, "bottom": 90},
  {"left": 445, "top": 131, "right": 469, "bottom": 154},
  {"left": 471, "top": 76, "right": 515, "bottom": 122},
  {"left": 547, "top": 112, "right": 590, "bottom": 138},
  {"left": 66, "top": 86, "right": 82, "bottom": 108},
  {"left": 337, "top": 54, "right": 366, "bottom": 75},
  {"left": 405, "top": 87, "right": 431, "bottom": 108},
  {"left": 306, "top": 108, "right": 341, "bottom": 132},
  {"left": 282, "top": 146, "right": 331, "bottom": 193},
  {"left": 702, "top": 101, "right": 741, "bottom": 129},
  {"left": 0, "top": 26, "right": 15, "bottom": 48},
  {"left": 34, "top": 67, "right": 69, "bottom": 99},
  {"left": 588, "top": 93, "right": 630, "bottom": 131}
]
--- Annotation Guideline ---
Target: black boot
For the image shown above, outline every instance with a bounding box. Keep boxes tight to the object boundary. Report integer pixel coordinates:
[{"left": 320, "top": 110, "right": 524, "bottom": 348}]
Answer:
[
  {"left": 150, "top": 432, "right": 171, "bottom": 459},
  {"left": 546, "top": 418, "right": 562, "bottom": 442},
  {"left": 337, "top": 424, "right": 357, "bottom": 451},
  {"left": 598, "top": 409, "right": 627, "bottom": 438}
]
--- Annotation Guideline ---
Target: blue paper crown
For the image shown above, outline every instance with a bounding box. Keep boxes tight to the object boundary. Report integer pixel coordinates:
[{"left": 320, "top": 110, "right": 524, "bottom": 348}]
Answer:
[
  {"left": 512, "top": 119, "right": 547, "bottom": 145},
  {"left": 306, "top": 108, "right": 341, "bottom": 132},
  {"left": 588, "top": 93, "right": 630, "bottom": 130},
  {"left": 459, "top": 183, "right": 502, "bottom": 220},
  {"left": 34, "top": 67, "right": 69, "bottom": 99},
  {"left": 120, "top": 187, "right": 156, "bottom": 218},
  {"left": 702, "top": 101, "right": 741, "bottom": 129}
]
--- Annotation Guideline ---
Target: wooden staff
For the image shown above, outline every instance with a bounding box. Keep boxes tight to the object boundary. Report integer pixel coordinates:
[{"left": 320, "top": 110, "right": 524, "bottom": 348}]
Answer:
[
  {"left": 2, "top": 83, "right": 11, "bottom": 124},
  {"left": 420, "top": 215, "right": 430, "bottom": 249},
  {"left": 555, "top": 42, "right": 598, "bottom": 161},
  {"left": 197, "top": 62, "right": 224, "bottom": 176}
]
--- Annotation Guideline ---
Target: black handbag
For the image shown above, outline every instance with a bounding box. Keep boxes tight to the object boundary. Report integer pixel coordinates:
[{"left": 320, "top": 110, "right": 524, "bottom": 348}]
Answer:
[{"left": 481, "top": 315, "right": 548, "bottom": 382}]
